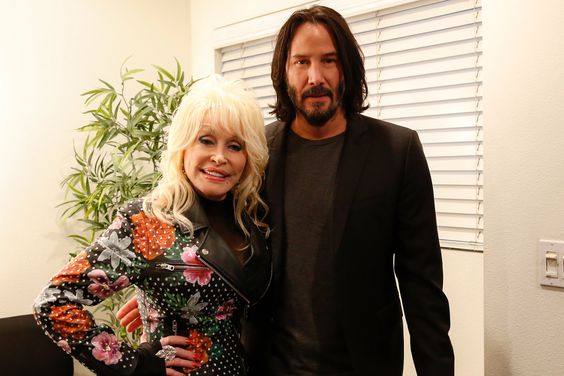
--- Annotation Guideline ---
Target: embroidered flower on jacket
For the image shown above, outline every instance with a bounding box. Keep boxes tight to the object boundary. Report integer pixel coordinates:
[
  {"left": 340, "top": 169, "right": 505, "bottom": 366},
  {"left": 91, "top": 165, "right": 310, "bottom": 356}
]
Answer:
[
  {"left": 34, "top": 287, "right": 61, "bottom": 312},
  {"left": 108, "top": 213, "right": 125, "bottom": 230},
  {"left": 49, "top": 303, "right": 94, "bottom": 340},
  {"left": 131, "top": 211, "right": 176, "bottom": 260},
  {"left": 57, "top": 340, "right": 71, "bottom": 354},
  {"left": 181, "top": 245, "right": 213, "bottom": 286},
  {"left": 52, "top": 251, "right": 90, "bottom": 286},
  {"left": 186, "top": 329, "right": 213, "bottom": 365},
  {"left": 63, "top": 289, "right": 94, "bottom": 305},
  {"left": 91, "top": 332, "right": 123, "bottom": 365},
  {"left": 214, "top": 298, "right": 236, "bottom": 320},
  {"left": 97, "top": 232, "right": 135, "bottom": 270},
  {"left": 87, "top": 270, "right": 130, "bottom": 299},
  {"left": 180, "top": 292, "right": 208, "bottom": 324}
]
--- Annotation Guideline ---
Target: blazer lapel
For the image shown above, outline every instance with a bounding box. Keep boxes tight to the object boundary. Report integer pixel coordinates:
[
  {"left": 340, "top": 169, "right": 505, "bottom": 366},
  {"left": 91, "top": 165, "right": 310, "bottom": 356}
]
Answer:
[
  {"left": 332, "top": 115, "right": 371, "bottom": 254},
  {"left": 265, "top": 122, "right": 288, "bottom": 286}
]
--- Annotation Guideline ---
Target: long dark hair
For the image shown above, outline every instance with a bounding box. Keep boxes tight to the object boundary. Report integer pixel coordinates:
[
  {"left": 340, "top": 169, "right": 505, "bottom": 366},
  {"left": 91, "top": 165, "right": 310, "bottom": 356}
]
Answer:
[{"left": 270, "top": 5, "right": 369, "bottom": 122}]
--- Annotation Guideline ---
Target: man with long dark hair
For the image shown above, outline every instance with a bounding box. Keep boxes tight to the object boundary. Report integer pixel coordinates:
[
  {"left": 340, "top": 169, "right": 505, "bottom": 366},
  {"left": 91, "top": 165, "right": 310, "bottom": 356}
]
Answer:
[{"left": 259, "top": 5, "right": 454, "bottom": 376}]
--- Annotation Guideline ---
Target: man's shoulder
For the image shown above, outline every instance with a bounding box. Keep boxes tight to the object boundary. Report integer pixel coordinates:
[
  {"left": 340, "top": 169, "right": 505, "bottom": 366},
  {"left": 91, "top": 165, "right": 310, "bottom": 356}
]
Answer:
[
  {"left": 264, "top": 120, "right": 286, "bottom": 146},
  {"left": 354, "top": 114, "right": 413, "bottom": 136},
  {"left": 265, "top": 120, "right": 285, "bottom": 136}
]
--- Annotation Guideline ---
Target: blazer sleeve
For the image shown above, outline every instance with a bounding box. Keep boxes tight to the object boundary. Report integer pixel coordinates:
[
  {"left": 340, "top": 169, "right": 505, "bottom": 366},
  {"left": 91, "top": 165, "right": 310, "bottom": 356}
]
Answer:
[
  {"left": 32, "top": 201, "right": 165, "bottom": 376},
  {"left": 393, "top": 130, "right": 455, "bottom": 376}
]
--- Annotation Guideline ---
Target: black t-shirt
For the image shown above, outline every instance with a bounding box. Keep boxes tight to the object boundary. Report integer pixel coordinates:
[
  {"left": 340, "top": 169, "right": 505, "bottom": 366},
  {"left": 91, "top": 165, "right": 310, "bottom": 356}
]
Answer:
[{"left": 268, "top": 129, "right": 356, "bottom": 376}]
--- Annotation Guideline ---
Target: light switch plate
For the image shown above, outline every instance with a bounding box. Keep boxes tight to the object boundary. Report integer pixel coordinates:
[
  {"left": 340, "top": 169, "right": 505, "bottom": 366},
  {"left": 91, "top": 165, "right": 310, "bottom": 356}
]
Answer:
[{"left": 539, "top": 239, "right": 564, "bottom": 288}]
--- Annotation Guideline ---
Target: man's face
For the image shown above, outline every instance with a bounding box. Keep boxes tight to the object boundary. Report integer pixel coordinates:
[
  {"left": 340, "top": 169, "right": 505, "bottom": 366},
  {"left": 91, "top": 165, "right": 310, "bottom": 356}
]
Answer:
[{"left": 285, "top": 22, "right": 344, "bottom": 126}]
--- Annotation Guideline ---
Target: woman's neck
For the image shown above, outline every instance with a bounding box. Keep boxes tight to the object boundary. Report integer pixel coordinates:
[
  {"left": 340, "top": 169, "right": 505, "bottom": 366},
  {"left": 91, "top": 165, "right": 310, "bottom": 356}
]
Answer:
[{"left": 198, "top": 194, "right": 249, "bottom": 263}]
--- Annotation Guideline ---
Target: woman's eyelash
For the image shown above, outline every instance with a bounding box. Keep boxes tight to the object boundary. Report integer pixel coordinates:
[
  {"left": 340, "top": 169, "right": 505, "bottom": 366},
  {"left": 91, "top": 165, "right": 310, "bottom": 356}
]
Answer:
[{"left": 198, "top": 136, "right": 213, "bottom": 144}]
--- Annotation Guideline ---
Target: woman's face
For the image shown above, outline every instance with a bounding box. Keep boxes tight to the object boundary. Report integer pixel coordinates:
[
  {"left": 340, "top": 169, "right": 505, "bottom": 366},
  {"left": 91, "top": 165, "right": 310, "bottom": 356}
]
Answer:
[{"left": 183, "top": 125, "right": 247, "bottom": 201}]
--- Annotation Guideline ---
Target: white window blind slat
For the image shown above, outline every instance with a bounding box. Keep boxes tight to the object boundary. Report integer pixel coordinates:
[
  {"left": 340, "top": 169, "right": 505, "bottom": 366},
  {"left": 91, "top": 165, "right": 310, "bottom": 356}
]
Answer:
[
  {"left": 395, "top": 113, "right": 482, "bottom": 130},
  {"left": 434, "top": 185, "right": 483, "bottom": 200},
  {"left": 371, "top": 23, "right": 480, "bottom": 55},
  {"left": 376, "top": 7, "right": 481, "bottom": 41},
  {"left": 376, "top": 97, "right": 482, "bottom": 119},
  {"left": 431, "top": 171, "right": 483, "bottom": 186},
  {"left": 435, "top": 198, "right": 483, "bottom": 215},
  {"left": 348, "top": 12, "right": 379, "bottom": 35},
  {"left": 367, "top": 66, "right": 481, "bottom": 90},
  {"left": 377, "top": 0, "right": 480, "bottom": 26},
  {"left": 372, "top": 83, "right": 482, "bottom": 107},
  {"left": 366, "top": 38, "right": 481, "bottom": 68},
  {"left": 373, "top": 53, "right": 481, "bottom": 81},
  {"left": 217, "top": 0, "right": 483, "bottom": 252},
  {"left": 253, "top": 87, "right": 275, "bottom": 99},
  {"left": 221, "top": 36, "right": 275, "bottom": 62},
  {"left": 427, "top": 156, "right": 483, "bottom": 172},
  {"left": 222, "top": 53, "right": 272, "bottom": 73},
  {"left": 437, "top": 213, "right": 483, "bottom": 230},
  {"left": 418, "top": 126, "right": 483, "bottom": 143},
  {"left": 424, "top": 141, "right": 482, "bottom": 158}
]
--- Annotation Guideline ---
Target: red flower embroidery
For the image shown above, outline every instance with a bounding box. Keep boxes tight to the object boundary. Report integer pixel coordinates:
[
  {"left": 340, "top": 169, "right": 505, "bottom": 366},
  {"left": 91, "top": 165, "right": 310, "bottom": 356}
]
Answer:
[
  {"left": 131, "top": 212, "right": 175, "bottom": 260},
  {"left": 49, "top": 303, "right": 94, "bottom": 340},
  {"left": 52, "top": 252, "right": 90, "bottom": 286},
  {"left": 186, "top": 329, "right": 213, "bottom": 365}
]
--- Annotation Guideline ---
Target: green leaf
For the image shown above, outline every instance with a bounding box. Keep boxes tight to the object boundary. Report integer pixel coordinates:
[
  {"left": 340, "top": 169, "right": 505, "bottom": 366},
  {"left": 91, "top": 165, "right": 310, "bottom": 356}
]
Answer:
[
  {"left": 152, "top": 64, "right": 174, "bottom": 81},
  {"left": 99, "top": 79, "right": 116, "bottom": 91},
  {"left": 122, "top": 68, "right": 144, "bottom": 80}
]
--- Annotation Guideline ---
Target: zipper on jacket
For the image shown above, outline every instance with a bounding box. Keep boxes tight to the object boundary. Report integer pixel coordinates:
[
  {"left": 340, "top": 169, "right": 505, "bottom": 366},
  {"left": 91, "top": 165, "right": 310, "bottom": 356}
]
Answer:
[
  {"left": 154, "top": 260, "right": 252, "bottom": 304},
  {"left": 172, "top": 319, "right": 178, "bottom": 336},
  {"left": 155, "top": 262, "right": 208, "bottom": 271}
]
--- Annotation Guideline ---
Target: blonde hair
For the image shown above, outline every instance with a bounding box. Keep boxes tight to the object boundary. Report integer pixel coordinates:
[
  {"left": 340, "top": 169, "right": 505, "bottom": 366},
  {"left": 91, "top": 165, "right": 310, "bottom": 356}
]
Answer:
[{"left": 144, "top": 75, "right": 269, "bottom": 237}]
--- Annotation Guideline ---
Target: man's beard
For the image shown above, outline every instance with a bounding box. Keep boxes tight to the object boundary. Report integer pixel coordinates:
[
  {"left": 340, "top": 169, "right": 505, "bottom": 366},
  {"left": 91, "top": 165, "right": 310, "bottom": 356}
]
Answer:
[{"left": 287, "top": 82, "right": 344, "bottom": 126}]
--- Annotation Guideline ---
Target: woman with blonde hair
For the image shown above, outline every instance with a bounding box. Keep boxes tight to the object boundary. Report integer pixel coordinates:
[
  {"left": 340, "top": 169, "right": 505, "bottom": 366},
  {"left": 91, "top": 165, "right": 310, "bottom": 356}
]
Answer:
[{"left": 34, "top": 75, "right": 271, "bottom": 376}]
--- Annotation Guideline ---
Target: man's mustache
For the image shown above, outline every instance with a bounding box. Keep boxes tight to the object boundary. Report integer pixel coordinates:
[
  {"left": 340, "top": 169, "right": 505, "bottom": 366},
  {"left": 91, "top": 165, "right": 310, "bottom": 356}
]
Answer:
[{"left": 302, "top": 86, "right": 333, "bottom": 99}]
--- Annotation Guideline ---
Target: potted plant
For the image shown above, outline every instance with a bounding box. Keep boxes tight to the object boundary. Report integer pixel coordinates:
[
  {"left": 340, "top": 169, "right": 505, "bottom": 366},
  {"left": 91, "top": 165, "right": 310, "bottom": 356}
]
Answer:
[{"left": 59, "top": 60, "right": 195, "bottom": 346}]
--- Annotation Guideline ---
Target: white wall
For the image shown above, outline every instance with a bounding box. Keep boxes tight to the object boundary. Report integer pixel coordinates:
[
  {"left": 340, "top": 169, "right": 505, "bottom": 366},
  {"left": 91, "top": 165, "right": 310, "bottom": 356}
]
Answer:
[
  {"left": 0, "top": 0, "right": 190, "bottom": 318},
  {"left": 188, "top": 1, "right": 484, "bottom": 375},
  {"left": 483, "top": 1, "right": 564, "bottom": 375}
]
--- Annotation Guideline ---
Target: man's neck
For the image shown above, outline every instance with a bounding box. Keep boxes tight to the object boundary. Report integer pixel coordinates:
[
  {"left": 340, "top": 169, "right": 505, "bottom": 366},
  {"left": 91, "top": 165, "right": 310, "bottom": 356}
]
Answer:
[{"left": 290, "top": 108, "right": 347, "bottom": 140}]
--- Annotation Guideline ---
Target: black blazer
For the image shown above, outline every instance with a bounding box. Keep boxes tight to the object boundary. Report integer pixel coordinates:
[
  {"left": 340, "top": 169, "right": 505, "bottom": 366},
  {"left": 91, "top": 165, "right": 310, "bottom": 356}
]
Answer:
[{"left": 260, "top": 114, "right": 454, "bottom": 376}]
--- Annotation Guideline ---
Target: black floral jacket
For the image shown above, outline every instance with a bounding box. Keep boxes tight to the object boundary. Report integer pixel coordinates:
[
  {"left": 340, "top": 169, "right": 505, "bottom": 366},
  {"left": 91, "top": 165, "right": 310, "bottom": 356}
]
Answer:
[{"left": 33, "top": 198, "right": 271, "bottom": 375}]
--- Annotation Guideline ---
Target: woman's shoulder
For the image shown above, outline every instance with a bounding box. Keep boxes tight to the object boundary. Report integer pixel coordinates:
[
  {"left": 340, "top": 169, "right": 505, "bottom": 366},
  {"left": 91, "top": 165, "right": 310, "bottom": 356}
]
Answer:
[{"left": 118, "top": 198, "right": 146, "bottom": 217}]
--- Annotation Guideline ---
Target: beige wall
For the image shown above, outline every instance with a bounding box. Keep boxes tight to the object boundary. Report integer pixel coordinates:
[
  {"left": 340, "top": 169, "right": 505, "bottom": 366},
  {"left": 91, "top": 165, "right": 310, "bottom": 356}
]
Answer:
[
  {"left": 0, "top": 0, "right": 190, "bottom": 319},
  {"left": 483, "top": 1, "right": 564, "bottom": 375}
]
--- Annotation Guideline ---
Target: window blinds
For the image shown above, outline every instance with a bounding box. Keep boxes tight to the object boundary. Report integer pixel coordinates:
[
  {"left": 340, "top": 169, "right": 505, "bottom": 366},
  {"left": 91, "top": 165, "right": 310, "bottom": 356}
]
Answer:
[{"left": 219, "top": 0, "right": 483, "bottom": 252}]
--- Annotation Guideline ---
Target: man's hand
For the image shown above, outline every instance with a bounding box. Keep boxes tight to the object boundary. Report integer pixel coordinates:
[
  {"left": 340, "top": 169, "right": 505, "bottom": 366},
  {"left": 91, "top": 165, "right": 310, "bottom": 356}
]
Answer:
[{"left": 116, "top": 296, "right": 142, "bottom": 332}]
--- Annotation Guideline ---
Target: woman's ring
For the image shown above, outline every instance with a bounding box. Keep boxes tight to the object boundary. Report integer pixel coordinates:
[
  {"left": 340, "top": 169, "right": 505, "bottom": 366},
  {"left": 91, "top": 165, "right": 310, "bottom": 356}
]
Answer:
[{"left": 156, "top": 345, "right": 177, "bottom": 361}]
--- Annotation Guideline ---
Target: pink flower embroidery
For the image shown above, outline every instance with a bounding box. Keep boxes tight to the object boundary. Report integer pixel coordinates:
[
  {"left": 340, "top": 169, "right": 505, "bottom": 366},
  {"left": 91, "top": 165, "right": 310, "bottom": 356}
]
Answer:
[
  {"left": 108, "top": 213, "right": 125, "bottom": 230},
  {"left": 181, "top": 245, "right": 213, "bottom": 286},
  {"left": 91, "top": 332, "right": 122, "bottom": 365},
  {"left": 87, "top": 270, "right": 130, "bottom": 299},
  {"left": 57, "top": 340, "right": 71, "bottom": 354},
  {"left": 215, "top": 298, "right": 236, "bottom": 320}
]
